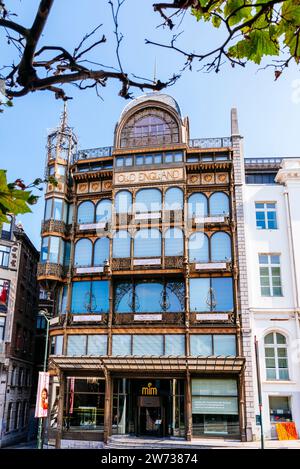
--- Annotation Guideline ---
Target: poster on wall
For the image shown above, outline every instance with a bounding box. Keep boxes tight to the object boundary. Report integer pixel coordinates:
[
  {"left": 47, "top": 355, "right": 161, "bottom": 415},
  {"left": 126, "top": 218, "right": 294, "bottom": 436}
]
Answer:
[{"left": 35, "top": 371, "right": 49, "bottom": 418}]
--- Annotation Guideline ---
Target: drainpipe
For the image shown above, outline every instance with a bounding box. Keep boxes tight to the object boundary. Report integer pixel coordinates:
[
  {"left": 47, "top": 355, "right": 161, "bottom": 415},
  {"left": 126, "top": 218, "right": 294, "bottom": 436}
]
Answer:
[{"left": 283, "top": 190, "right": 300, "bottom": 347}]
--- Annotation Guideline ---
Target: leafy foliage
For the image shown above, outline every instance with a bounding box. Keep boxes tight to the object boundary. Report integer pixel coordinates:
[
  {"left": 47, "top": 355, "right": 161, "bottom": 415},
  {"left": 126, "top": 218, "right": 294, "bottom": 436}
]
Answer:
[
  {"left": 153, "top": 0, "right": 300, "bottom": 74},
  {"left": 0, "top": 169, "right": 56, "bottom": 226}
]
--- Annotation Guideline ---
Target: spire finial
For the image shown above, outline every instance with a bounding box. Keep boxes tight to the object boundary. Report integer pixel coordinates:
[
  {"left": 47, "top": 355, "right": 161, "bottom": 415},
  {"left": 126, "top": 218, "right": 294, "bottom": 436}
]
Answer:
[
  {"left": 153, "top": 58, "right": 158, "bottom": 90},
  {"left": 60, "top": 101, "right": 68, "bottom": 132}
]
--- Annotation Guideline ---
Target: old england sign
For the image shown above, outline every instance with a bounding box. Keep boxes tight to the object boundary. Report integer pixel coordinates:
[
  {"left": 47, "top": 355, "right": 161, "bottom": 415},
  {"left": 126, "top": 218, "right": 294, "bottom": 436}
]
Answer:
[{"left": 114, "top": 167, "right": 184, "bottom": 186}]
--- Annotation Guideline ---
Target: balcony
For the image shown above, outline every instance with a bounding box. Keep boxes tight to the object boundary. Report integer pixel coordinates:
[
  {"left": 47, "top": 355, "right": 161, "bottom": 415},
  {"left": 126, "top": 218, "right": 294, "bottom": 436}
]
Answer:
[
  {"left": 113, "top": 312, "right": 184, "bottom": 325},
  {"left": 37, "top": 262, "right": 65, "bottom": 281},
  {"left": 41, "top": 219, "right": 70, "bottom": 236},
  {"left": 111, "top": 256, "right": 184, "bottom": 272}
]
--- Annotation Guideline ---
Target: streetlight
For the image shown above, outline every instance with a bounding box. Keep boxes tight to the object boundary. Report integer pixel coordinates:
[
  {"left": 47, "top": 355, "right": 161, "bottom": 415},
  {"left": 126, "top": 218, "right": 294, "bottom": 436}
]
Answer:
[{"left": 37, "top": 309, "right": 51, "bottom": 450}]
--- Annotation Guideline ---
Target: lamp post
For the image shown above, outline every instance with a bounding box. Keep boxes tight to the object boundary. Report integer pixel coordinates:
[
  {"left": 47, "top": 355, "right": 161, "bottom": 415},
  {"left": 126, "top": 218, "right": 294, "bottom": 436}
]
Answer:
[{"left": 37, "top": 310, "right": 50, "bottom": 450}]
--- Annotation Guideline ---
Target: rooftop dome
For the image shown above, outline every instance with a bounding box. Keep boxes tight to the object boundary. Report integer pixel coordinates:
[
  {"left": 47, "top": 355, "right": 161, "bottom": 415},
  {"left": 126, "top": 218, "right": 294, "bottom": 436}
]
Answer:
[{"left": 119, "top": 93, "right": 182, "bottom": 121}]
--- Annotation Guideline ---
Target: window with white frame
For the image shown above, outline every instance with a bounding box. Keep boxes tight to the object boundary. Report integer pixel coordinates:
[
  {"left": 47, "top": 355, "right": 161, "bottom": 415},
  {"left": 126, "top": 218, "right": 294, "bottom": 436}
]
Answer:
[
  {"left": 255, "top": 202, "right": 278, "bottom": 229},
  {"left": 259, "top": 254, "right": 282, "bottom": 296},
  {"left": 264, "top": 332, "right": 289, "bottom": 380}
]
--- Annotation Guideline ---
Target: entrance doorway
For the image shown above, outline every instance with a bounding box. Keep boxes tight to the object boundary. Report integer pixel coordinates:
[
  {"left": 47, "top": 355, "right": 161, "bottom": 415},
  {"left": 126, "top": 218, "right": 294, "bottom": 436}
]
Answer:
[{"left": 112, "top": 378, "right": 185, "bottom": 438}]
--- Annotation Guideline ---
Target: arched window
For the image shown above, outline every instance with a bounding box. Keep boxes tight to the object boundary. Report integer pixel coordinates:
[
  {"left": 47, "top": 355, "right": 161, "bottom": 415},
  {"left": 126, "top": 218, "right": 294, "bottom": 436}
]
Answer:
[
  {"left": 209, "top": 192, "right": 229, "bottom": 216},
  {"left": 96, "top": 199, "right": 112, "bottom": 223},
  {"left": 120, "top": 110, "right": 180, "bottom": 148},
  {"left": 74, "top": 239, "right": 92, "bottom": 266},
  {"left": 77, "top": 201, "right": 94, "bottom": 224},
  {"left": 165, "top": 228, "right": 183, "bottom": 256},
  {"left": 135, "top": 188, "right": 162, "bottom": 213},
  {"left": 94, "top": 237, "right": 110, "bottom": 266},
  {"left": 113, "top": 230, "right": 131, "bottom": 258},
  {"left": 264, "top": 332, "right": 289, "bottom": 380},
  {"left": 211, "top": 232, "right": 232, "bottom": 261},
  {"left": 188, "top": 232, "right": 209, "bottom": 262},
  {"left": 134, "top": 229, "right": 161, "bottom": 257},
  {"left": 188, "top": 193, "right": 208, "bottom": 218},
  {"left": 165, "top": 187, "right": 184, "bottom": 211},
  {"left": 115, "top": 191, "right": 132, "bottom": 214}
]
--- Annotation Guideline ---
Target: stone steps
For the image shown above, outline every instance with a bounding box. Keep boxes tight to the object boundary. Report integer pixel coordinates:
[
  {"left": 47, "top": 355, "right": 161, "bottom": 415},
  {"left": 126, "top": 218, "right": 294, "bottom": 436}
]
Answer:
[{"left": 105, "top": 436, "right": 239, "bottom": 450}]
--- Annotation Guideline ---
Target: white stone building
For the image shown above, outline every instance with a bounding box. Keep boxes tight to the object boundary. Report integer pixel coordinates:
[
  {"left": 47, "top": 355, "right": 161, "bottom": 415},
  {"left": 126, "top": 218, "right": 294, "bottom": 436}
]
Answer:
[{"left": 244, "top": 157, "right": 300, "bottom": 440}]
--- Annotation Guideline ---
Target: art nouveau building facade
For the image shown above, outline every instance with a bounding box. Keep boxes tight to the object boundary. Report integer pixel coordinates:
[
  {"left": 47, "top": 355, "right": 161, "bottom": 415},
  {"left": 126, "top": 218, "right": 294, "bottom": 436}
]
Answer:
[
  {"left": 244, "top": 158, "right": 300, "bottom": 440},
  {"left": 38, "top": 94, "right": 255, "bottom": 448}
]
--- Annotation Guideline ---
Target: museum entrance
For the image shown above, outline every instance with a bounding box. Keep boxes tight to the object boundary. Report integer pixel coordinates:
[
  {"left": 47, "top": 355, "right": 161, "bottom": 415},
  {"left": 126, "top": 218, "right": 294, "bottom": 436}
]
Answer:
[{"left": 112, "top": 378, "right": 185, "bottom": 438}]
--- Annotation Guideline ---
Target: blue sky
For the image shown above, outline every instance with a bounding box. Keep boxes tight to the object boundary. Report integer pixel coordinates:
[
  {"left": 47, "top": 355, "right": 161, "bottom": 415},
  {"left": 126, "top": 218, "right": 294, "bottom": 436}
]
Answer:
[{"left": 1, "top": 0, "right": 299, "bottom": 248}]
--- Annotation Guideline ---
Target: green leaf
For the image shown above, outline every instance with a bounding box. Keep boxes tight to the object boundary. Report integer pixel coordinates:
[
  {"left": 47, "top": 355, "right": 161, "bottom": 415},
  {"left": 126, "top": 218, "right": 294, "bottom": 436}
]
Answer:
[
  {"left": 224, "top": 0, "right": 252, "bottom": 26},
  {"left": 228, "top": 30, "right": 279, "bottom": 64},
  {"left": 212, "top": 15, "right": 222, "bottom": 28}
]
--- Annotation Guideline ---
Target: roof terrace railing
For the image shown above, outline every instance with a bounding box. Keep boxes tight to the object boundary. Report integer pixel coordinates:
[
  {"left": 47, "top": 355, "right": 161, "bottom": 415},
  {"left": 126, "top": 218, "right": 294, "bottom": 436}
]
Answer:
[
  {"left": 245, "top": 157, "right": 283, "bottom": 165},
  {"left": 73, "top": 146, "right": 113, "bottom": 163},
  {"left": 72, "top": 137, "right": 232, "bottom": 163},
  {"left": 189, "top": 137, "right": 232, "bottom": 149}
]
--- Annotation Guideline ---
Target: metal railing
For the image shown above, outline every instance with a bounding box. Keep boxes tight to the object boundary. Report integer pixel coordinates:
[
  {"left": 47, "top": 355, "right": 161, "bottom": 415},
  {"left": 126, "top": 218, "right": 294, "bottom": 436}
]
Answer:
[
  {"left": 71, "top": 137, "right": 232, "bottom": 164},
  {"left": 73, "top": 146, "right": 113, "bottom": 163}
]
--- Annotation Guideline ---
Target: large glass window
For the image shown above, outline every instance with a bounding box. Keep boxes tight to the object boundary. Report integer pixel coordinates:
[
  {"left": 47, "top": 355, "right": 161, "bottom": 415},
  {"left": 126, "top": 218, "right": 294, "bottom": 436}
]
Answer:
[
  {"left": 188, "top": 193, "right": 208, "bottom": 218},
  {"left": 71, "top": 281, "right": 109, "bottom": 313},
  {"left": 190, "top": 278, "right": 233, "bottom": 312},
  {"left": 96, "top": 199, "right": 112, "bottom": 223},
  {"left": 111, "top": 334, "right": 185, "bottom": 356},
  {"left": 190, "top": 335, "right": 236, "bottom": 356},
  {"left": 67, "top": 335, "right": 107, "bottom": 356},
  {"left": 41, "top": 236, "right": 62, "bottom": 264},
  {"left": 0, "top": 245, "right": 10, "bottom": 267},
  {"left": 165, "top": 187, "right": 184, "bottom": 210},
  {"left": 135, "top": 189, "right": 162, "bottom": 213},
  {"left": 115, "top": 191, "right": 132, "bottom": 214},
  {"left": 211, "top": 232, "right": 231, "bottom": 261},
  {"left": 259, "top": 254, "right": 282, "bottom": 296},
  {"left": 192, "top": 379, "right": 239, "bottom": 436},
  {"left": 135, "top": 282, "right": 163, "bottom": 313},
  {"left": 165, "top": 334, "right": 185, "bottom": 355},
  {"left": 133, "top": 335, "right": 164, "bottom": 356},
  {"left": 44, "top": 198, "right": 66, "bottom": 221},
  {"left": 94, "top": 237, "right": 110, "bottom": 266},
  {"left": 113, "top": 230, "right": 131, "bottom": 258},
  {"left": 134, "top": 229, "right": 161, "bottom": 257},
  {"left": 114, "top": 280, "right": 185, "bottom": 313},
  {"left": 264, "top": 332, "right": 289, "bottom": 380},
  {"left": 189, "top": 232, "right": 209, "bottom": 262},
  {"left": 209, "top": 192, "right": 229, "bottom": 216},
  {"left": 74, "top": 239, "right": 93, "bottom": 267},
  {"left": 165, "top": 228, "right": 183, "bottom": 256},
  {"left": 64, "top": 377, "right": 105, "bottom": 431},
  {"left": 255, "top": 202, "right": 277, "bottom": 229},
  {"left": 112, "top": 334, "right": 132, "bottom": 356},
  {"left": 77, "top": 201, "right": 95, "bottom": 224},
  {"left": 120, "top": 112, "right": 179, "bottom": 148}
]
